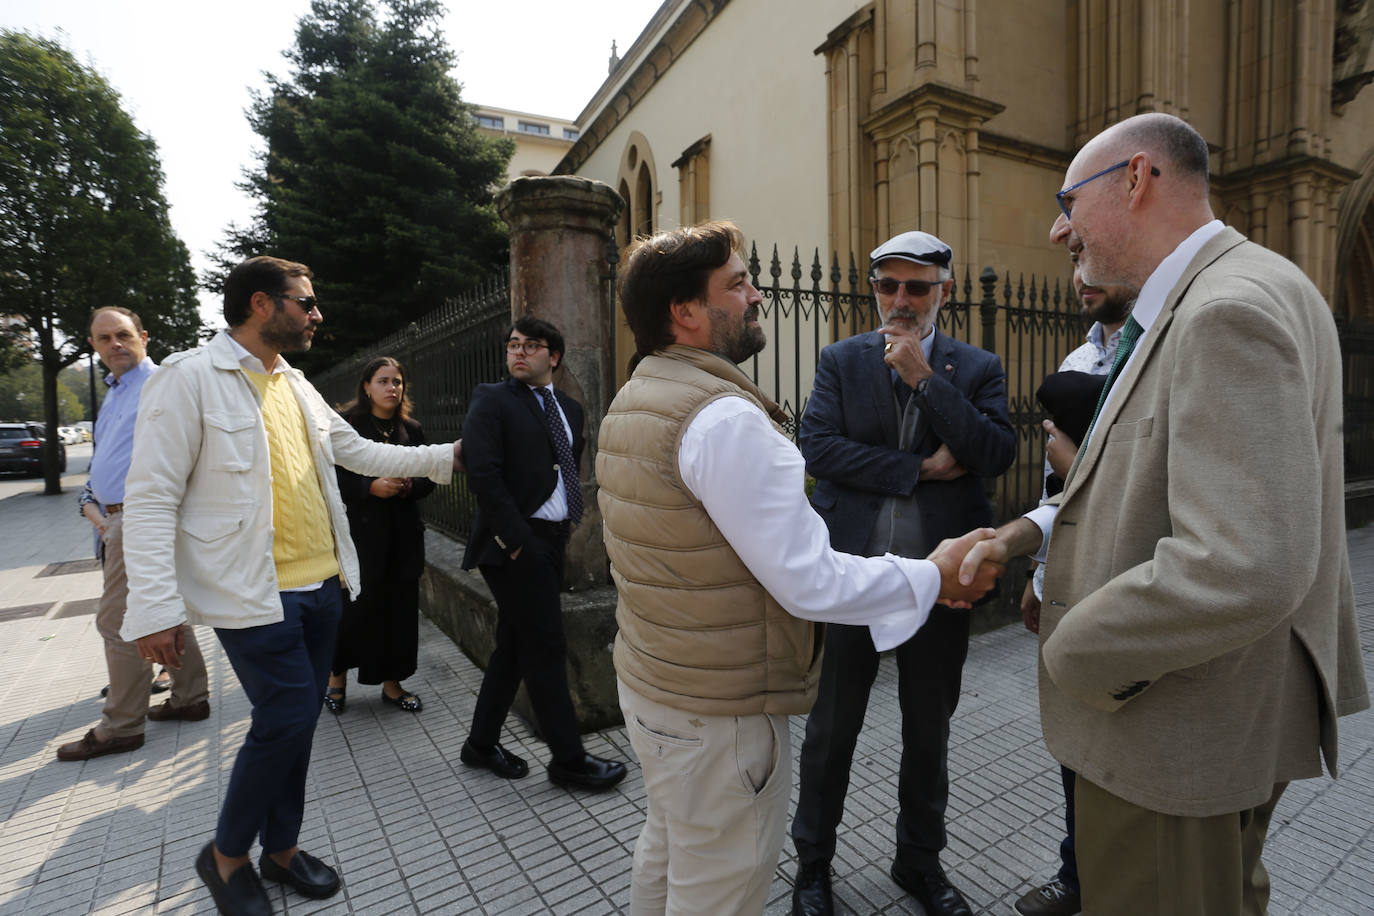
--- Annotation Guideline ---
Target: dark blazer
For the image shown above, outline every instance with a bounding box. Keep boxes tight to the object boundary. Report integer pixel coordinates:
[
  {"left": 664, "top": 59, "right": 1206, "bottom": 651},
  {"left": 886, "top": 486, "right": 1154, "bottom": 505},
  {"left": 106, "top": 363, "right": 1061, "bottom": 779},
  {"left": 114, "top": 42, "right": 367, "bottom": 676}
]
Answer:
[
  {"left": 460, "top": 377, "right": 585, "bottom": 570},
  {"left": 800, "top": 329, "right": 1015, "bottom": 556}
]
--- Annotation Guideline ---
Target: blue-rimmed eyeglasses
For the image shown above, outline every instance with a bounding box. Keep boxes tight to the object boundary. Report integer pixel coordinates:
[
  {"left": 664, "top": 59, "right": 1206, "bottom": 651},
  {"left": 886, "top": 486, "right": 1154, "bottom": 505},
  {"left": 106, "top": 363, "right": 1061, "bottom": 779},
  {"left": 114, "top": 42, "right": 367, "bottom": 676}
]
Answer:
[{"left": 1056, "top": 161, "right": 1160, "bottom": 220}]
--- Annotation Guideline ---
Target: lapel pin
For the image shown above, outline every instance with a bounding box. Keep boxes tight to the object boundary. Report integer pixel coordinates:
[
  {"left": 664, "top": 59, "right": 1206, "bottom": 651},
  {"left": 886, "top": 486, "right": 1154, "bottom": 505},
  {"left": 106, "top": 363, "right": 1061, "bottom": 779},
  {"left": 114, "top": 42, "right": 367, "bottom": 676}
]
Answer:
[{"left": 944, "top": 364, "right": 953, "bottom": 372}]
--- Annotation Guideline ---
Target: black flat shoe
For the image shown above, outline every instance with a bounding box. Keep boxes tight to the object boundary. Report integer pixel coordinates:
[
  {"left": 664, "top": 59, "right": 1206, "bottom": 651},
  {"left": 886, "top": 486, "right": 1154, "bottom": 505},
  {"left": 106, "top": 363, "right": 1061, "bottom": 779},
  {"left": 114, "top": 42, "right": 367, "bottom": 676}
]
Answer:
[
  {"left": 547, "top": 752, "right": 628, "bottom": 791},
  {"left": 323, "top": 686, "right": 346, "bottom": 715},
  {"left": 151, "top": 667, "right": 172, "bottom": 694},
  {"left": 460, "top": 739, "right": 529, "bottom": 778},
  {"left": 259, "top": 849, "right": 341, "bottom": 899},
  {"left": 196, "top": 842, "right": 271, "bottom": 916},
  {"left": 380, "top": 688, "right": 421, "bottom": 712}
]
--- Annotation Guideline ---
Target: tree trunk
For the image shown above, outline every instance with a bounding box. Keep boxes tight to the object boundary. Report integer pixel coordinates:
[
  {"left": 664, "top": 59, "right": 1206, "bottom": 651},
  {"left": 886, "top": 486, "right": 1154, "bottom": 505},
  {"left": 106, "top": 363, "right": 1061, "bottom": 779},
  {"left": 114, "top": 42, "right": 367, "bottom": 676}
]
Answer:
[{"left": 37, "top": 321, "right": 63, "bottom": 496}]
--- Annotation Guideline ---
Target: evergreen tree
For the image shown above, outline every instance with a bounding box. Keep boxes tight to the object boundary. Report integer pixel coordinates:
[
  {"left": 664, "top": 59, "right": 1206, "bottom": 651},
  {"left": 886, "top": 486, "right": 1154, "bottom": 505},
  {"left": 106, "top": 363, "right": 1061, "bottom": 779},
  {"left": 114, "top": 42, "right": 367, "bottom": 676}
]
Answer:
[
  {"left": 217, "top": 0, "right": 513, "bottom": 374},
  {"left": 0, "top": 31, "right": 204, "bottom": 493}
]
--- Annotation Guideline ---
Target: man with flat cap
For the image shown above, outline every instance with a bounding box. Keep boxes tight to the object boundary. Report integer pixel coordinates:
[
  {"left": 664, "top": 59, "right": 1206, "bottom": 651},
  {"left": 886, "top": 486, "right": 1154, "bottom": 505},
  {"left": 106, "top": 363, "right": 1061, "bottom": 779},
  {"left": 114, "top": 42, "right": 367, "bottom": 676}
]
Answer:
[{"left": 790, "top": 230, "right": 1015, "bottom": 916}]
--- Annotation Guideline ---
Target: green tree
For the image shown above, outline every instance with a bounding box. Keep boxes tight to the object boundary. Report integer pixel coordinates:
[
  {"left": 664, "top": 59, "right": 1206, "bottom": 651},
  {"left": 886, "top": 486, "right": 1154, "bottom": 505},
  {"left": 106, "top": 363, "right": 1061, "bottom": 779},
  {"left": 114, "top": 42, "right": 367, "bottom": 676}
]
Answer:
[
  {"left": 0, "top": 362, "right": 82, "bottom": 424},
  {"left": 64, "top": 359, "right": 105, "bottom": 421},
  {"left": 0, "top": 31, "right": 204, "bottom": 493},
  {"left": 214, "top": 0, "right": 512, "bottom": 375}
]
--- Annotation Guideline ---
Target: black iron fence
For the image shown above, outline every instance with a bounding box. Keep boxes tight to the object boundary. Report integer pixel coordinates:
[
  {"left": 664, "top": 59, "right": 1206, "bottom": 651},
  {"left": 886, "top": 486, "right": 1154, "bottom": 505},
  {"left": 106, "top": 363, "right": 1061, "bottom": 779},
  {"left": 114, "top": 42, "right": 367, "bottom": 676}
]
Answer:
[
  {"left": 312, "top": 275, "right": 510, "bottom": 543},
  {"left": 740, "top": 242, "right": 1089, "bottom": 527},
  {"left": 1340, "top": 319, "right": 1374, "bottom": 482}
]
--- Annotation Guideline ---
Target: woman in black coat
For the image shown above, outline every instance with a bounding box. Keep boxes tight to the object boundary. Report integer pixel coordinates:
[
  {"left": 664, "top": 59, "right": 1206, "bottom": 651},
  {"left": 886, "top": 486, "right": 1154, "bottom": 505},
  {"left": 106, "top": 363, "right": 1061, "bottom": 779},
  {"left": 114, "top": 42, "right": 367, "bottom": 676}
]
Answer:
[{"left": 325, "top": 357, "right": 435, "bottom": 714}]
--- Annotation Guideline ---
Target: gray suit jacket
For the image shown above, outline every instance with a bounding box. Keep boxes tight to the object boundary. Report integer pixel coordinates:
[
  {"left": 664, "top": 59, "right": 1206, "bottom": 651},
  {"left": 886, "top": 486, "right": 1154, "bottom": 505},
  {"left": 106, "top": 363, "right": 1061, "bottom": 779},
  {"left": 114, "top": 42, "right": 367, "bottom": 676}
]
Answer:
[{"left": 1040, "top": 226, "right": 1370, "bottom": 817}]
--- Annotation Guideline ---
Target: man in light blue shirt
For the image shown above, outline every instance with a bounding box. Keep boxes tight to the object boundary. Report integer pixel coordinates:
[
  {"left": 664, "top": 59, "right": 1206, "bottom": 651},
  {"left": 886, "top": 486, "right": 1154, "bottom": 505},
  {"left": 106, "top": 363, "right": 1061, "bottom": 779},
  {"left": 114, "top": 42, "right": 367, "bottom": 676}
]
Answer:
[{"left": 58, "top": 307, "right": 210, "bottom": 761}]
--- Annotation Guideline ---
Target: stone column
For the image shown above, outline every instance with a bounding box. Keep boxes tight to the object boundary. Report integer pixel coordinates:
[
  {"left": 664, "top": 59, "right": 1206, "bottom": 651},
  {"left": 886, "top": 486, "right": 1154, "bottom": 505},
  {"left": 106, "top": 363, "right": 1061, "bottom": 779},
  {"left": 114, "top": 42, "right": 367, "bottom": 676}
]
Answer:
[{"left": 496, "top": 175, "right": 623, "bottom": 590}]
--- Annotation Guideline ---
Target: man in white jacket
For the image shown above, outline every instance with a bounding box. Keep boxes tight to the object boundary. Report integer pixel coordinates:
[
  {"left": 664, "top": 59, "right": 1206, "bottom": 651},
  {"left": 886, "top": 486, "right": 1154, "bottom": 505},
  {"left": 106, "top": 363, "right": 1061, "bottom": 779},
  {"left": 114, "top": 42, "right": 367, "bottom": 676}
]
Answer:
[{"left": 122, "top": 256, "right": 461, "bottom": 916}]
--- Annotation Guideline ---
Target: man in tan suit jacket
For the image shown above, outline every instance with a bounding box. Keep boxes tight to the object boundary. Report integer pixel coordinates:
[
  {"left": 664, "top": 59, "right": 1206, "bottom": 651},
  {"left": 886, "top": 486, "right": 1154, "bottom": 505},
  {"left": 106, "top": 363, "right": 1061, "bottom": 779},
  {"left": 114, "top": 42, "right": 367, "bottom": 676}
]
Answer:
[{"left": 960, "top": 113, "right": 1369, "bottom": 914}]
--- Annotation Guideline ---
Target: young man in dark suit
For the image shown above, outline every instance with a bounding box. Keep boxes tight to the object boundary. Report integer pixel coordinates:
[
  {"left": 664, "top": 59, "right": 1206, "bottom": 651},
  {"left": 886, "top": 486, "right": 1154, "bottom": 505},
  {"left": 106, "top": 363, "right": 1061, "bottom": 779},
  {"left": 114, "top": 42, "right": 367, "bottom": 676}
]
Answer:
[
  {"left": 458, "top": 316, "right": 626, "bottom": 792},
  {"left": 790, "top": 231, "right": 1016, "bottom": 916}
]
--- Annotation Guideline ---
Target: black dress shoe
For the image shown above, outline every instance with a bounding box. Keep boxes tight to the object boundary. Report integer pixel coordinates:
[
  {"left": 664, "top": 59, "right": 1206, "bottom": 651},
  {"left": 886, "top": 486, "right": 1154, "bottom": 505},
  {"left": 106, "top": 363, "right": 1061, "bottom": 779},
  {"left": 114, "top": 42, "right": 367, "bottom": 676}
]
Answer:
[
  {"left": 460, "top": 739, "right": 529, "bottom": 779},
  {"left": 792, "top": 860, "right": 834, "bottom": 916},
  {"left": 195, "top": 842, "right": 271, "bottom": 916},
  {"left": 889, "top": 861, "right": 972, "bottom": 916},
  {"left": 547, "top": 752, "right": 627, "bottom": 791},
  {"left": 259, "top": 849, "right": 341, "bottom": 899}
]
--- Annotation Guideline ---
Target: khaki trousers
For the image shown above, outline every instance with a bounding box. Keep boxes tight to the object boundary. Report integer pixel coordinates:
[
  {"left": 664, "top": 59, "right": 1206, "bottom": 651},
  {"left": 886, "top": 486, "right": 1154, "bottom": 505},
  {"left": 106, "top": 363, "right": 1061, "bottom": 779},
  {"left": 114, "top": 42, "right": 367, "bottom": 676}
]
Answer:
[
  {"left": 95, "top": 512, "right": 209, "bottom": 739},
  {"left": 618, "top": 679, "right": 790, "bottom": 916},
  {"left": 1075, "top": 775, "right": 1287, "bottom": 916}
]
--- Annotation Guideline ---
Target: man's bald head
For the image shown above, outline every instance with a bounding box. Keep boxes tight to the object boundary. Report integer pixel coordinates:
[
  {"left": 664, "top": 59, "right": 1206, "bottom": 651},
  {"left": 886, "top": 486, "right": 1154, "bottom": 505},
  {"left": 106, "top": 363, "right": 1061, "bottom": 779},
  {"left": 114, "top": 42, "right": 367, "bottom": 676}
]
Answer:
[
  {"left": 1088, "top": 113, "right": 1210, "bottom": 191},
  {"left": 1052, "top": 114, "right": 1216, "bottom": 288}
]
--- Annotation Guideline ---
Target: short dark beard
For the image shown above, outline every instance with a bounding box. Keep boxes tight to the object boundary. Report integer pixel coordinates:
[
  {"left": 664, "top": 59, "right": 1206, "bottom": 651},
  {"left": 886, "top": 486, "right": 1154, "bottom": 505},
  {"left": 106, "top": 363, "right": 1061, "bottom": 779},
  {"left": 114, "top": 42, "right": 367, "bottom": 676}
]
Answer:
[
  {"left": 1090, "top": 290, "right": 1136, "bottom": 326},
  {"left": 707, "top": 305, "right": 766, "bottom": 364},
  {"left": 260, "top": 301, "right": 313, "bottom": 353}
]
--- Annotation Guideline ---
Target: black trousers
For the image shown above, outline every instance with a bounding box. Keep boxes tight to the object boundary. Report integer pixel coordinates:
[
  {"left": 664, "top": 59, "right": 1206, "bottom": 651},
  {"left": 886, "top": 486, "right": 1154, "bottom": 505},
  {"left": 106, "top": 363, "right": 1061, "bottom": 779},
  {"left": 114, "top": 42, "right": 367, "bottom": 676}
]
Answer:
[
  {"left": 468, "top": 520, "right": 584, "bottom": 764},
  {"left": 792, "top": 607, "right": 970, "bottom": 869}
]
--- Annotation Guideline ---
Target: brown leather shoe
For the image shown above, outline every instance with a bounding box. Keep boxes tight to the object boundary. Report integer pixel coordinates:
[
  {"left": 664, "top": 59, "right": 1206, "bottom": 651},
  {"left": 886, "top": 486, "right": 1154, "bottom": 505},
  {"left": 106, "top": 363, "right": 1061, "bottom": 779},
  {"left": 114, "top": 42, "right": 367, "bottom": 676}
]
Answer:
[
  {"left": 56, "top": 729, "right": 144, "bottom": 761},
  {"left": 147, "top": 699, "right": 211, "bottom": 722}
]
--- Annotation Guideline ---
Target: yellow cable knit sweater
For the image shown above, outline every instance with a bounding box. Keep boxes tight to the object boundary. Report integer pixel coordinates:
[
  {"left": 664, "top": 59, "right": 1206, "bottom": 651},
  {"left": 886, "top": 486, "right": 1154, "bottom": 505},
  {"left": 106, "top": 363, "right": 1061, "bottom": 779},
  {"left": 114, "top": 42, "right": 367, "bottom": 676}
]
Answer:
[{"left": 245, "top": 370, "right": 340, "bottom": 589}]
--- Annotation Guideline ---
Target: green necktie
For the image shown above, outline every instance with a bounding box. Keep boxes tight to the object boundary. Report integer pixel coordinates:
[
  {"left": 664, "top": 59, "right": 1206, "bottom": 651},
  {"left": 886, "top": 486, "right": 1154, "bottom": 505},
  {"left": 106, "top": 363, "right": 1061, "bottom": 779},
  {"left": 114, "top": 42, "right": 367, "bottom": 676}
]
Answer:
[{"left": 1080, "top": 315, "right": 1144, "bottom": 451}]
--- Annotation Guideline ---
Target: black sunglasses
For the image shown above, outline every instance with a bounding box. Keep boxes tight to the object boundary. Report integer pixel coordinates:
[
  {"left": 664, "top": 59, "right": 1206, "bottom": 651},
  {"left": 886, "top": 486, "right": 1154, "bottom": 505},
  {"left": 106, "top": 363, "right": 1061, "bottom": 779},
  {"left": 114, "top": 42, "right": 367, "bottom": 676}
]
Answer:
[
  {"left": 272, "top": 293, "right": 320, "bottom": 314},
  {"left": 871, "top": 277, "right": 938, "bottom": 297}
]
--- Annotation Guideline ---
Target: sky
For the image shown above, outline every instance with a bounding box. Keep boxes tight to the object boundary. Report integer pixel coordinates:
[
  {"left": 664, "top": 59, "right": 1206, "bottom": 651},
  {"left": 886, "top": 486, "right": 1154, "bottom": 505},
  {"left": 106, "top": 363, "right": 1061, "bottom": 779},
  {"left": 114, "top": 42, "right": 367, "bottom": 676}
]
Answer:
[{"left": 0, "top": 0, "right": 662, "bottom": 327}]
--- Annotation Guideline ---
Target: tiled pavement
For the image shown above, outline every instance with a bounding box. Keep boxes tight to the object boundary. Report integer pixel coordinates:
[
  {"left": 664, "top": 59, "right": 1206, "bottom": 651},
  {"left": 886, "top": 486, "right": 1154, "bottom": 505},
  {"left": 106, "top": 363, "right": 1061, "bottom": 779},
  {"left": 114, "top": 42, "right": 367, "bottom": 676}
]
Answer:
[{"left": 0, "top": 458, "right": 1370, "bottom": 915}]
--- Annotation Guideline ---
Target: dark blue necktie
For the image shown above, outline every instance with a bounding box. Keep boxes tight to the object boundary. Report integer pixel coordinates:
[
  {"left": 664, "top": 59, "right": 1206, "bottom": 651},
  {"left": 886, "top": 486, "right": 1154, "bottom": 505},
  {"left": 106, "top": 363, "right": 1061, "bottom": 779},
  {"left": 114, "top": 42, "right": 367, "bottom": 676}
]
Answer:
[{"left": 538, "top": 387, "right": 582, "bottom": 524}]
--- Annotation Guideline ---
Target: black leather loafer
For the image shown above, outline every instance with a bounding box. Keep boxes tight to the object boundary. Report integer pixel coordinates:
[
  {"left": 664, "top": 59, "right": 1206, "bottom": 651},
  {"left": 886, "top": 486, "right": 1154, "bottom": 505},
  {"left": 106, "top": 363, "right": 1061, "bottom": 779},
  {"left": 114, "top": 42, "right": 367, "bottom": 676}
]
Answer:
[
  {"left": 460, "top": 739, "right": 529, "bottom": 779},
  {"left": 196, "top": 842, "right": 271, "bottom": 916},
  {"left": 889, "top": 861, "right": 972, "bottom": 916},
  {"left": 792, "top": 860, "right": 835, "bottom": 915},
  {"left": 259, "top": 849, "right": 341, "bottom": 899},
  {"left": 547, "top": 752, "right": 627, "bottom": 791}
]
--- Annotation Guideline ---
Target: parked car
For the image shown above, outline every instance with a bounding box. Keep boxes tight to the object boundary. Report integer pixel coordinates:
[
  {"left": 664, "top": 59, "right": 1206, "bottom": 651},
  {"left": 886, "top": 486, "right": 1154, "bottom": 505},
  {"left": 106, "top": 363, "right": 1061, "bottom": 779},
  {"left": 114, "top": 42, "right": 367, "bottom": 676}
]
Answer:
[
  {"left": 58, "top": 426, "right": 84, "bottom": 445},
  {"left": 0, "top": 423, "right": 67, "bottom": 476}
]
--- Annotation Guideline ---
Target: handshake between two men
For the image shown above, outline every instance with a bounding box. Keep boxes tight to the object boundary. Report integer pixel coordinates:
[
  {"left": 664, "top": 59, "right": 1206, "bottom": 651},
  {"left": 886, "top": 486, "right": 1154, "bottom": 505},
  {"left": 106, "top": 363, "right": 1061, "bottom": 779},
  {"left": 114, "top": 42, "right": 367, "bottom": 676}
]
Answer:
[{"left": 927, "top": 526, "right": 1006, "bottom": 609}]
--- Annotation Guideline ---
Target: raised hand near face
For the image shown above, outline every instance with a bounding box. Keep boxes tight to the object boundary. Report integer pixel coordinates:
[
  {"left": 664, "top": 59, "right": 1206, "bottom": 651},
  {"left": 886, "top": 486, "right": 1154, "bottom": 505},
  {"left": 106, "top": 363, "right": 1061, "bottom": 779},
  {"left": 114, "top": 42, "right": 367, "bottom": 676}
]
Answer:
[{"left": 878, "top": 323, "right": 934, "bottom": 388}]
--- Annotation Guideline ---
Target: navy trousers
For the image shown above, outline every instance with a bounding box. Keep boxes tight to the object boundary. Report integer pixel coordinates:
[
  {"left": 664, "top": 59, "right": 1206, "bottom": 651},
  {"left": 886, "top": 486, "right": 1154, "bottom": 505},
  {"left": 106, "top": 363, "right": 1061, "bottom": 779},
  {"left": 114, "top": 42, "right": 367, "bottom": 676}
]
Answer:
[
  {"left": 469, "top": 521, "right": 584, "bottom": 764},
  {"left": 1058, "top": 764, "right": 1080, "bottom": 890},
  {"left": 214, "top": 579, "right": 341, "bottom": 857}
]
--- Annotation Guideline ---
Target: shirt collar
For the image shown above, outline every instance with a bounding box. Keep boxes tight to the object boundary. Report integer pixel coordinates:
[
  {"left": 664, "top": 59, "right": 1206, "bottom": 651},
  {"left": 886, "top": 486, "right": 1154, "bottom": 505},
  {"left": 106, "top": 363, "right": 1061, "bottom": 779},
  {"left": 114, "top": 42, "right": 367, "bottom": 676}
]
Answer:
[
  {"left": 1085, "top": 321, "right": 1122, "bottom": 351},
  {"left": 104, "top": 356, "right": 155, "bottom": 389},
  {"left": 225, "top": 331, "right": 286, "bottom": 374},
  {"left": 1131, "top": 219, "right": 1225, "bottom": 333}
]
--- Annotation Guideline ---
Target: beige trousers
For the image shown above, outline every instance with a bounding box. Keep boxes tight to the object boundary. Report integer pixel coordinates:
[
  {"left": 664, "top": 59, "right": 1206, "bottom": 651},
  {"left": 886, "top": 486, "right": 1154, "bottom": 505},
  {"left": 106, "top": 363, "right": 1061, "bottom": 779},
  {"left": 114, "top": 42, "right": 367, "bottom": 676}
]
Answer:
[
  {"left": 95, "top": 511, "right": 209, "bottom": 739},
  {"left": 1075, "top": 775, "right": 1287, "bottom": 916},
  {"left": 618, "top": 679, "right": 791, "bottom": 916}
]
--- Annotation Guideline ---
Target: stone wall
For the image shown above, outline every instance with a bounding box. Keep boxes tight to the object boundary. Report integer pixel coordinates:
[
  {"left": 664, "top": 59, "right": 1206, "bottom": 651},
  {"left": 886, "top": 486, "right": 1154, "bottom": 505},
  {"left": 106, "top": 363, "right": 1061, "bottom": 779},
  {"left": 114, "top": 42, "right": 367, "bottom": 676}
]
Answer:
[{"left": 419, "top": 529, "right": 622, "bottom": 734}]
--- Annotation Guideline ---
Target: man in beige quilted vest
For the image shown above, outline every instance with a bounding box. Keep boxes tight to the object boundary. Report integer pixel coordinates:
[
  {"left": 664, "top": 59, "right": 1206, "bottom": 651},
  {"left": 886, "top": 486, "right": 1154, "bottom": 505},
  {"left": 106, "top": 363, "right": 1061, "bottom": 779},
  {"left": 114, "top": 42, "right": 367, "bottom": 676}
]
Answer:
[
  {"left": 597, "top": 220, "right": 1003, "bottom": 916},
  {"left": 959, "top": 114, "right": 1370, "bottom": 914}
]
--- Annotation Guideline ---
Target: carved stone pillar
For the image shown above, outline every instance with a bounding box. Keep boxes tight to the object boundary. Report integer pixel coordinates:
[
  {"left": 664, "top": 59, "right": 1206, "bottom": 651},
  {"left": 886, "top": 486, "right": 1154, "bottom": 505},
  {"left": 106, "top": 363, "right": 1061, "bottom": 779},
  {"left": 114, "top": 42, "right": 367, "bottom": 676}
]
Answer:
[{"left": 496, "top": 175, "right": 624, "bottom": 590}]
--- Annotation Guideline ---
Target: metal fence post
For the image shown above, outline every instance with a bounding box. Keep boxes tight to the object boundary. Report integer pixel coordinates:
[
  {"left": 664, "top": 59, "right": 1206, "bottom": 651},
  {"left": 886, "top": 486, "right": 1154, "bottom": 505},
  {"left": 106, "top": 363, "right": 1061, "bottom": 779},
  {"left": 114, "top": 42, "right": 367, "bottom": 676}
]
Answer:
[{"left": 979, "top": 266, "right": 999, "bottom": 354}]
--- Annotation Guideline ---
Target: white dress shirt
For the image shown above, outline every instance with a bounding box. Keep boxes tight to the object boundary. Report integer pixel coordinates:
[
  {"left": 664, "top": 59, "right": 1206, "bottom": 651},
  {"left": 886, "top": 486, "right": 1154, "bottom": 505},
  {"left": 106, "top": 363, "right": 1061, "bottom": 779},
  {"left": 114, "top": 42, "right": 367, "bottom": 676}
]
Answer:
[
  {"left": 678, "top": 396, "right": 942, "bottom": 652},
  {"left": 1025, "top": 219, "right": 1226, "bottom": 558}
]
